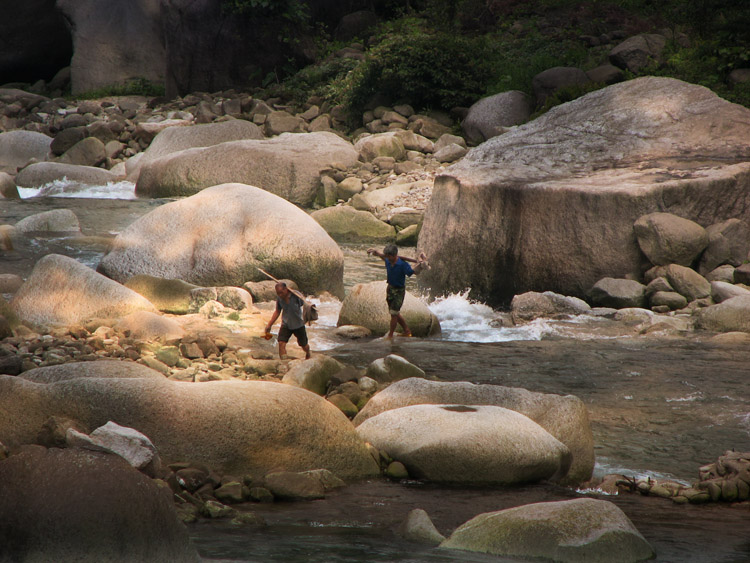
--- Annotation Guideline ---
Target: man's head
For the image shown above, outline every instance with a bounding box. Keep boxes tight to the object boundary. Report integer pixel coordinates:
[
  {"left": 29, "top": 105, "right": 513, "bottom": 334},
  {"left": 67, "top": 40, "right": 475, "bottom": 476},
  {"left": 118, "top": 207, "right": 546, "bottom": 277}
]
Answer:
[
  {"left": 275, "top": 282, "right": 290, "bottom": 299},
  {"left": 383, "top": 244, "right": 398, "bottom": 262}
]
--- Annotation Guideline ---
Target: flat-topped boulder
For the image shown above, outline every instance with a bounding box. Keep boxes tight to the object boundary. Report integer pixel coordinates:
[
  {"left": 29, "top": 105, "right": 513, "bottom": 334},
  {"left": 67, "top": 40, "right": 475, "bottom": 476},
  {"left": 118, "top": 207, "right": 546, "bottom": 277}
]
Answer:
[
  {"left": 418, "top": 77, "right": 750, "bottom": 304},
  {"left": 135, "top": 132, "right": 358, "bottom": 206},
  {"left": 99, "top": 183, "right": 344, "bottom": 297},
  {"left": 356, "top": 404, "right": 570, "bottom": 484},
  {"left": 353, "top": 377, "right": 593, "bottom": 484},
  {"left": 0, "top": 374, "right": 379, "bottom": 480},
  {"left": 11, "top": 254, "right": 156, "bottom": 329},
  {"left": 440, "top": 498, "right": 654, "bottom": 562},
  {"left": 19, "top": 360, "right": 165, "bottom": 383}
]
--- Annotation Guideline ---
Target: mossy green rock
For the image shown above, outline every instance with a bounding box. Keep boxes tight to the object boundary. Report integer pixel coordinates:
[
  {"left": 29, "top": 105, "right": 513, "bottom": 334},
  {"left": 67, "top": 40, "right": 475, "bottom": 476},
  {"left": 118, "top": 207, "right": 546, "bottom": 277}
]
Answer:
[{"left": 311, "top": 206, "right": 395, "bottom": 243}]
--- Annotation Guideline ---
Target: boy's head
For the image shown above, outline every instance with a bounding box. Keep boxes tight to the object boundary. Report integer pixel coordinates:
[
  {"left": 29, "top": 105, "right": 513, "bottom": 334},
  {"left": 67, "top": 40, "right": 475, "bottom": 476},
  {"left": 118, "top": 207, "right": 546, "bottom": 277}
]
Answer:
[{"left": 383, "top": 244, "right": 398, "bottom": 257}]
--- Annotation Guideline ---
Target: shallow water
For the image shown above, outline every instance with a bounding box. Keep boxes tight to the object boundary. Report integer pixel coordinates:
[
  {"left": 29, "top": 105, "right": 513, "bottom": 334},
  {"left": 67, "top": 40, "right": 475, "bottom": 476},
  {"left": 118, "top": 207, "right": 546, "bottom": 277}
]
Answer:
[{"left": 2, "top": 184, "right": 750, "bottom": 562}]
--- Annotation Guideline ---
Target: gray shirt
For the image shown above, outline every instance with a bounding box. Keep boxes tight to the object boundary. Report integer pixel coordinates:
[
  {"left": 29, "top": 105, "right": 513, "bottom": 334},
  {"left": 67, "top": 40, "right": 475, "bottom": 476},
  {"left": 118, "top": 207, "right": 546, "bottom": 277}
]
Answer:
[{"left": 275, "top": 293, "right": 305, "bottom": 330}]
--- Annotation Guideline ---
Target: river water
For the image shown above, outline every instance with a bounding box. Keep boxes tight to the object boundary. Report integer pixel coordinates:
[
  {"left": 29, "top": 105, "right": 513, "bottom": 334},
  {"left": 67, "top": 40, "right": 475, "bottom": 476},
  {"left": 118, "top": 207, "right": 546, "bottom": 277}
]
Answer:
[{"left": 2, "top": 183, "right": 750, "bottom": 562}]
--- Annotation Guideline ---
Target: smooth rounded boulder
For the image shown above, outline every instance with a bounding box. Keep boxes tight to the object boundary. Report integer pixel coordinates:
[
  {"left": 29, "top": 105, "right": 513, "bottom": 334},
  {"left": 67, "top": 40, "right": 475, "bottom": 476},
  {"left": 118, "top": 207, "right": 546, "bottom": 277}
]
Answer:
[
  {"left": 135, "top": 132, "right": 358, "bottom": 207},
  {"left": 695, "top": 296, "right": 750, "bottom": 333},
  {"left": 589, "top": 278, "right": 647, "bottom": 309},
  {"left": 0, "top": 446, "right": 200, "bottom": 563},
  {"left": 11, "top": 254, "right": 156, "bottom": 329},
  {"left": 99, "top": 183, "right": 345, "bottom": 297},
  {"left": 510, "top": 290, "right": 591, "bottom": 322},
  {"left": 633, "top": 212, "right": 708, "bottom": 267},
  {"left": 311, "top": 205, "right": 396, "bottom": 243},
  {"left": 0, "top": 374, "right": 380, "bottom": 480},
  {"left": 337, "top": 281, "right": 440, "bottom": 337},
  {"left": 461, "top": 90, "right": 532, "bottom": 144},
  {"left": 356, "top": 404, "right": 571, "bottom": 484},
  {"left": 418, "top": 77, "right": 750, "bottom": 305},
  {"left": 124, "top": 274, "right": 200, "bottom": 314},
  {"left": 14, "top": 209, "right": 81, "bottom": 234},
  {"left": 440, "top": 498, "right": 654, "bottom": 562},
  {"left": 0, "top": 130, "right": 52, "bottom": 174},
  {"left": 353, "top": 377, "right": 593, "bottom": 484},
  {"left": 19, "top": 360, "right": 165, "bottom": 383},
  {"left": 698, "top": 219, "right": 750, "bottom": 275}
]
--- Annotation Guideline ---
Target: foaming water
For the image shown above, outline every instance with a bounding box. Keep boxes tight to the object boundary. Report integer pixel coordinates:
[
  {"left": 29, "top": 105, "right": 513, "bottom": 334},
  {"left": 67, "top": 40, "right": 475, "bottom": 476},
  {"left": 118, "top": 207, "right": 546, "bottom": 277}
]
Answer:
[{"left": 18, "top": 179, "right": 137, "bottom": 200}]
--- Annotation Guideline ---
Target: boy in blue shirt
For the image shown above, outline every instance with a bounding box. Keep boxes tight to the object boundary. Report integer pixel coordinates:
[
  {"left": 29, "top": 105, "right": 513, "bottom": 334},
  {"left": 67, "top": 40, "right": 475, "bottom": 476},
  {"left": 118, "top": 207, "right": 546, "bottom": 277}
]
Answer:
[{"left": 366, "top": 244, "right": 427, "bottom": 338}]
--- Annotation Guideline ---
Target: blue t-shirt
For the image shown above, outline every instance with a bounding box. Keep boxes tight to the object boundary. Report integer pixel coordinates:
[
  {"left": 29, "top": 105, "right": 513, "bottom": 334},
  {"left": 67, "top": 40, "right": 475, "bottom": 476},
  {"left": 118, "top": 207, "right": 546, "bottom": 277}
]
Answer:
[{"left": 384, "top": 257, "right": 414, "bottom": 288}]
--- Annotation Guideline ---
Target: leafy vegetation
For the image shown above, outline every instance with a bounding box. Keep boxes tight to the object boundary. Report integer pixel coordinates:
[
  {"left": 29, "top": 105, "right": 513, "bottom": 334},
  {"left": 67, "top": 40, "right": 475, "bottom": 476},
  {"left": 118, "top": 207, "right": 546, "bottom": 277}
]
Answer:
[
  {"left": 73, "top": 78, "right": 165, "bottom": 100},
  {"left": 255, "top": 0, "right": 750, "bottom": 119}
]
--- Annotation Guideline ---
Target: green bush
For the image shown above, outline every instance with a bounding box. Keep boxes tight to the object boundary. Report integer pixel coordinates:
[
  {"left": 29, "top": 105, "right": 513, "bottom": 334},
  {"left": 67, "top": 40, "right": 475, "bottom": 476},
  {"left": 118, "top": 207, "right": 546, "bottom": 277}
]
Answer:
[
  {"left": 73, "top": 78, "right": 165, "bottom": 100},
  {"left": 343, "top": 22, "right": 495, "bottom": 113}
]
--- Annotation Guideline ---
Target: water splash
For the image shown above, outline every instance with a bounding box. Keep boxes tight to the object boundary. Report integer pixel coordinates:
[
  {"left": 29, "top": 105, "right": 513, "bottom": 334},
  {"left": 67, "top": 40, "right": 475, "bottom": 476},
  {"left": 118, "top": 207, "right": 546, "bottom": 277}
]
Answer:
[{"left": 18, "top": 179, "right": 137, "bottom": 200}]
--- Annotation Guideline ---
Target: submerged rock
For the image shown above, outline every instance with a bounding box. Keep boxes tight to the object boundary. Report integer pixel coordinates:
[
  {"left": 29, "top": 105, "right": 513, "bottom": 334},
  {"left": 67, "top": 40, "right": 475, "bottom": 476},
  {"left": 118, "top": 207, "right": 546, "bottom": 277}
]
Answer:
[{"left": 440, "top": 498, "right": 654, "bottom": 562}]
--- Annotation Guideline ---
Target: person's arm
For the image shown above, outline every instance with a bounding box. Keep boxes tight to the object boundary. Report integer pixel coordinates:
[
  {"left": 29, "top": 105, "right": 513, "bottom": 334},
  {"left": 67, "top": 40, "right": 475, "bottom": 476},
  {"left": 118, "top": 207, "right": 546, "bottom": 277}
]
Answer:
[
  {"left": 265, "top": 306, "right": 281, "bottom": 334},
  {"left": 367, "top": 248, "right": 385, "bottom": 259}
]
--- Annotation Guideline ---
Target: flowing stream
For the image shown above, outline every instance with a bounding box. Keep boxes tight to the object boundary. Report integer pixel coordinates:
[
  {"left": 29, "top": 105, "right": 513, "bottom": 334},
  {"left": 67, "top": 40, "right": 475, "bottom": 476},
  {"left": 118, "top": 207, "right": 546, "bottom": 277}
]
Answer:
[{"left": 2, "top": 182, "right": 750, "bottom": 562}]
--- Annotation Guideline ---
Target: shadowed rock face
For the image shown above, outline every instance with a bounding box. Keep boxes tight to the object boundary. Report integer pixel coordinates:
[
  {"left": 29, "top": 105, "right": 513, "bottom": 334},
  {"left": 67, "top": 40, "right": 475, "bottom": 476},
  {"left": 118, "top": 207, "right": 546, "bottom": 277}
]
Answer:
[
  {"left": 58, "top": 0, "right": 165, "bottom": 95},
  {"left": 418, "top": 77, "right": 750, "bottom": 305},
  {"left": 0, "top": 0, "right": 71, "bottom": 84},
  {"left": 0, "top": 446, "right": 201, "bottom": 563}
]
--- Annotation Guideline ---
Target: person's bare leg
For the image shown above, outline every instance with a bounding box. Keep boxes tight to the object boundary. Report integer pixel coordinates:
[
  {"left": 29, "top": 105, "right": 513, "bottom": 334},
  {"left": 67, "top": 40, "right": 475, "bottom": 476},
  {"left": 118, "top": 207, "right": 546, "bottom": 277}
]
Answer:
[
  {"left": 397, "top": 314, "right": 412, "bottom": 336},
  {"left": 278, "top": 341, "right": 288, "bottom": 359},
  {"left": 302, "top": 344, "right": 311, "bottom": 359},
  {"left": 388, "top": 315, "right": 398, "bottom": 338}
]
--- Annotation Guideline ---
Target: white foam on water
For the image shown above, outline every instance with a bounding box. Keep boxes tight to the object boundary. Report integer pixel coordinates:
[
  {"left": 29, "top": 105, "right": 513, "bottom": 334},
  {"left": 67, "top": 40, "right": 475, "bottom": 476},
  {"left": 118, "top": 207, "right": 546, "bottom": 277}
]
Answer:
[
  {"left": 18, "top": 179, "right": 137, "bottom": 200},
  {"left": 592, "top": 458, "right": 691, "bottom": 485},
  {"left": 427, "top": 291, "right": 559, "bottom": 342}
]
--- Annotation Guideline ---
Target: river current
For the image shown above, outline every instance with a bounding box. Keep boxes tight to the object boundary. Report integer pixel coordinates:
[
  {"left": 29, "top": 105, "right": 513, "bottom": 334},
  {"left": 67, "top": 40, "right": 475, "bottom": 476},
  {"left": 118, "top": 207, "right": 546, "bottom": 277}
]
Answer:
[{"left": 1, "top": 182, "right": 749, "bottom": 562}]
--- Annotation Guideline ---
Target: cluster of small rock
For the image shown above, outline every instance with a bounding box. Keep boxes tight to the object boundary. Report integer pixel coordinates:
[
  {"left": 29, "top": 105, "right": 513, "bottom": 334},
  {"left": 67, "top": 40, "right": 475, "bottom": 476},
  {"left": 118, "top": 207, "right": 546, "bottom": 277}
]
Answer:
[
  {"left": 589, "top": 212, "right": 750, "bottom": 317},
  {"left": 598, "top": 450, "right": 750, "bottom": 505}
]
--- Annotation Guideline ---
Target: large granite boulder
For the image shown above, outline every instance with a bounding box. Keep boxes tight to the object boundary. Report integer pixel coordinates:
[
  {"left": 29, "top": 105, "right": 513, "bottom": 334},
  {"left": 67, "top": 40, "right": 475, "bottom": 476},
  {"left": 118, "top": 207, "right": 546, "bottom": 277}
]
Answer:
[
  {"left": 531, "top": 66, "right": 591, "bottom": 106},
  {"left": 609, "top": 33, "right": 667, "bottom": 73},
  {"left": 15, "top": 162, "right": 121, "bottom": 189},
  {"left": 664, "top": 264, "right": 711, "bottom": 302},
  {"left": 510, "top": 290, "right": 591, "bottom": 322},
  {"left": 57, "top": 0, "right": 165, "bottom": 95},
  {"left": 356, "top": 404, "right": 571, "bottom": 484},
  {"left": 124, "top": 274, "right": 200, "bottom": 314},
  {"left": 337, "top": 281, "right": 441, "bottom": 337},
  {"left": 0, "top": 374, "right": 380, "bottom": 480},
  {"left": 353, "top": 377, "right": 593, "bottom": 485},
  {"left": 461, "top": 90, "right": 532, "bottom": 144},
  {"left": 136, "top": 131, "right": 357, "bottom": 206},
  {"left": 589, "top": 278, "right": 647, "bottom": 309},
  {"left": 0, "top": 131, "right": 52, "bottom": 174},
  {"left": 99, "top": 183, "right": 344, "bottom": 297},
  {"left": 440, "top": 498, "right": 654, "bottom": 562},
  {"left": 418, "top": 77, "right": 750, "bottom": 305},
  {"left": 11, "top": 254, "right": 156, "bottom": 329},
  {"left": 0, "top": 446, "right": 201, "bottom": 562}
]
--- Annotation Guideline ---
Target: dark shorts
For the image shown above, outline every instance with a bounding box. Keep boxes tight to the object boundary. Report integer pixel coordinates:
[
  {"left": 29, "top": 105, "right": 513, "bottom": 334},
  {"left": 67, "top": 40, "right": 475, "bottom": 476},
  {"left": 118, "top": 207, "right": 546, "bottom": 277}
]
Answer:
[
  {"left": 278, "top": 325, "right": 308, "bottom": 347},
  {"left": 386, "top": 285, "right": 406, "bottom": 315}
]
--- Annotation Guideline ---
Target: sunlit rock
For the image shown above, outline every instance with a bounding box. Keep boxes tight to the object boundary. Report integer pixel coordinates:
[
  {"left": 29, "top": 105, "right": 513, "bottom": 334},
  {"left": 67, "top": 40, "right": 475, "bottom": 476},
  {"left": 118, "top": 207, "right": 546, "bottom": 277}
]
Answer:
[
  {"left": 0, "top": 130, "right": 51, "bottom": 174},
  {"left": 11, "top": 254, "right": 156, "bottom": 329},
  {"left": 354, "top": 377, "right": 593, "bottom": 484},
  {"left": 99, "top": 183, "right": 344, "bottom": 297},
  {"left": 0, "top": 375, "right": 379, "bottom": 480},
  {"left": 136, "top": 132, "right": 358, "bottom": 206},
  {"left": 356, "top": 404, "right": 570, "bottom": 484}
]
